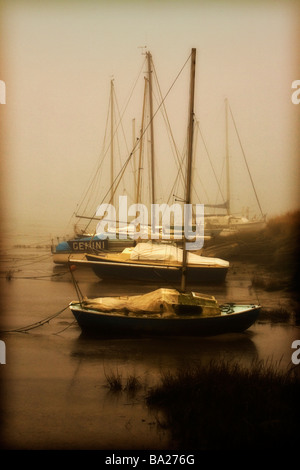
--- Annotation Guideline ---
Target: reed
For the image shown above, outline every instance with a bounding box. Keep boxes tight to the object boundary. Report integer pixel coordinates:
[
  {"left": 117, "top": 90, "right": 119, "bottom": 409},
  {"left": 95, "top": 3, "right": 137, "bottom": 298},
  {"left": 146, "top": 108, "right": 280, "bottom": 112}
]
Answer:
[
  {"left": 258, "top": 307, "right": 292, "bottom": 323},
  {"left": 104, "top": 370, "right": 142, "bottom": 395},
  {"left": 104, "top": 369, "right": 123, "bottom": 392},
  {"left": 146, "top": 358, "right": 300, "bottom": 449},
  {"left": 251, "top": 274, "right": 286, "bottom": 292},
  {"left": 205, "top": 210, "right": 300, "bottom": 269},
  {"left": 124, "top": 375, "right": 142, "bottom": 393}
]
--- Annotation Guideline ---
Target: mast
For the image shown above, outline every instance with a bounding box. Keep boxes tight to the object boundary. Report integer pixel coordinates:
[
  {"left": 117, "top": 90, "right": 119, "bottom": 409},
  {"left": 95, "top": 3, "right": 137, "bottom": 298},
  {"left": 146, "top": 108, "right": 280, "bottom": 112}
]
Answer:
[
  {"left": 110, "top": 79, "right": 114, "bottom": 206},
  {"left": 181, "top": 48, "right": 196, "bottom": 293},
  {"left": 147, "top": 51, "right": 155, "bottom": 205},
  {"left": 225, "top": 97, "right": 230, "bottom": 215},
  {"left": 136, "top": 77, "right": 148, "bottom": 204}
]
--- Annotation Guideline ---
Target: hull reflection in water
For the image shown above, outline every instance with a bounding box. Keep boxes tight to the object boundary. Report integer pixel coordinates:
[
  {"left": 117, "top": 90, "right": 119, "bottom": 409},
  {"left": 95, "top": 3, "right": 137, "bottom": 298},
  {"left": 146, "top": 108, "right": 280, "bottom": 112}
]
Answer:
[{"left": 69, "top": 288, "right": 260, "bottom": 338}]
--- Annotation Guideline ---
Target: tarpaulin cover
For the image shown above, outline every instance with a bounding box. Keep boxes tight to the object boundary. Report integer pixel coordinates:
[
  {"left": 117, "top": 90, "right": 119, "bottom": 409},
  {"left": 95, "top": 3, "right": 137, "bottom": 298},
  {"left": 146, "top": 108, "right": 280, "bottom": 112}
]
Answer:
[{"left": 129, "top": 242, "right": 229, "bottom": 267}]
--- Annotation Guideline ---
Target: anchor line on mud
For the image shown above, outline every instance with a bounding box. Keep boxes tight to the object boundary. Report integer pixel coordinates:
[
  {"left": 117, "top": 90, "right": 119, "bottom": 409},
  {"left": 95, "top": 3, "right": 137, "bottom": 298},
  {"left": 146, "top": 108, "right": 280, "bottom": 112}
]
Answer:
[
  {"left": 2, "top": 270, "right": 70, "bottom": 281},
  {"left": 53, "top": 319, "right": 77, "bottom": 335},
  {"left": 0, "top": 305, "right": 70, "bottom": 334}
]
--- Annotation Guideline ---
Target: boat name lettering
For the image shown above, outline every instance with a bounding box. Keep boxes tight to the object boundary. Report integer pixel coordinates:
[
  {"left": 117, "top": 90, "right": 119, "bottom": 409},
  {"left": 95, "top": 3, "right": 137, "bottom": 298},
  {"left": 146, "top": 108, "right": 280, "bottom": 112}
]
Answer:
[
  {"left": 291, "top": 80, "right": 300, "bottom": 105},
  {"left": 291, "top": 340, "right": 300, "bottom": 365},
  {"left": 72, "top": 241, "right": 104, "bottom": 251}
]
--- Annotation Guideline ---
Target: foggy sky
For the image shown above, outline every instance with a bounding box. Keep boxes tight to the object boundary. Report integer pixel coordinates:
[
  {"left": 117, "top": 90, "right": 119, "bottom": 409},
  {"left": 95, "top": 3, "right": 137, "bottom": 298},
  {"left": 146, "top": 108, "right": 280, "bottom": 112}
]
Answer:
[{"left": 1, "top": 0, "right": 299, "bottom": 239}]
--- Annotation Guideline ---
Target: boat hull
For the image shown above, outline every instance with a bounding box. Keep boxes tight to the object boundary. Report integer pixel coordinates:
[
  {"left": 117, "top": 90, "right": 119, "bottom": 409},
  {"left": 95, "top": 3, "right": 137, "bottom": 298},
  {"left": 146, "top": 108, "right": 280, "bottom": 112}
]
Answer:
[
  {"left": 85, "top": 255, "right": 228, "bottom": 284},
  {"left": 69, "top": 303, "right": 260, "bottom": 338},
  {"left": 52, "top": 238, "right": 134, "bottom": 265}
]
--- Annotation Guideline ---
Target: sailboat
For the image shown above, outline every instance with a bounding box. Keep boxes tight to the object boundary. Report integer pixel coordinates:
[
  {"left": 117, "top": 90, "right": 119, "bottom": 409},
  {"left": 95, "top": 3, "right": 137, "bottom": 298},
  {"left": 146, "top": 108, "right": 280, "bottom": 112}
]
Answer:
[
  {"left": 51, "top": 79, "right": 136, "bottom": 264},
  {"left": 69, "top": 287, "right": 261, "bottom": 337},
  {"left": 204, "top": 99, "right": 266, "bottom": 235},
  {"left": 71, "top": 50, "right": 229, "bottom": 284},
  {"left": 69, "top": 49, "right": 260, "bottom": 337}
]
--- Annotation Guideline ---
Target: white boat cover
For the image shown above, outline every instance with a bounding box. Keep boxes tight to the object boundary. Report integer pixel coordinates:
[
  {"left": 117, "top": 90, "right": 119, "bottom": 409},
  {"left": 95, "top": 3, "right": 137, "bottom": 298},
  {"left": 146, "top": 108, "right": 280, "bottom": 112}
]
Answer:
[
  {"left": 81, "top": 288, "right": 221, "bottom": 317},
  {"left": 129, "top": 242, "right": 229, "bottom": 267}
]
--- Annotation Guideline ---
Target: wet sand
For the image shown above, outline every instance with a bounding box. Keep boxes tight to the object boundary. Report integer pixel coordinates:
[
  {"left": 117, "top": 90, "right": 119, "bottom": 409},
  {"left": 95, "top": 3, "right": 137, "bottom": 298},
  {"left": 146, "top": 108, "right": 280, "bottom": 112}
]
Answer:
[{"left": 0, "top": 246, "right": 299, "bottom": 450}]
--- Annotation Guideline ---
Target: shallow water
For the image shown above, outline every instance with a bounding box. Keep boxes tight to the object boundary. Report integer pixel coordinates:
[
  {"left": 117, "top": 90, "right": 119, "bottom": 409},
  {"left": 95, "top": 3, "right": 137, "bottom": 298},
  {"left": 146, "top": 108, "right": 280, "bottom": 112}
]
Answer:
[{"left": 0, "top": 240, "right": 299, "bottom": 450}]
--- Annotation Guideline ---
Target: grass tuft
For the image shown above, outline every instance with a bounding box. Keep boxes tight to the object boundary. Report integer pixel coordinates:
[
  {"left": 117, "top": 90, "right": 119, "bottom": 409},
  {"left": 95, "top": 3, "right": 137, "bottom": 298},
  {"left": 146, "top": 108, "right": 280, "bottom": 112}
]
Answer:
[
  {"left": 124, "top": 375, "right": 142, "bottom": 393},
  {"left": 104, "top": 370, "right": 142, "bottom": 396},
  {"left": 104, "top": 370, "right": 123, "bottom": 392}
]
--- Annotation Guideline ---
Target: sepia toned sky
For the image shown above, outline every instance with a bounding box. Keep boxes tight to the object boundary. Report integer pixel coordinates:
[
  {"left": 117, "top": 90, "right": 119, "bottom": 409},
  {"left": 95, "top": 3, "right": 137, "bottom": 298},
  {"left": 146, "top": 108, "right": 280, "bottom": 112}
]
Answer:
[{"left": 0, "top": 0, "right": 299, "bottom": 237}]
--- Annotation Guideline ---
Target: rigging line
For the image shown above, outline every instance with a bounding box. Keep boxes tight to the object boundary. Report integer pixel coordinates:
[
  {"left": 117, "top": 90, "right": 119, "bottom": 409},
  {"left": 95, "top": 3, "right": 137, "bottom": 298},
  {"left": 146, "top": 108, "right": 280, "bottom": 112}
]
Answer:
[
  {"left": 0, "top": 305, "right": 70, "bottom": 334},
  {"left": 112, "top": 49, "right": 192, "bottom": 198},
  {"left": 167, "top": 150, "right": 186, "bottom": 205},
  {"left": 81, "top": 63, "right": 148, "bottom": 233},
  {"left": 228, "top": 103, "right": 264, "bottom": 218},
  {"left": 195, "top": 119, "right": 226, "bottom": 205},
  {"left": 151, "top": 61, "right": 186, "bottom": 190},
  {"left": 193, "top": 171, "right": 210, "bottom": 205},
  {"left": 191, "top": 123, "right": 211, "bottom": 205},
  {"left": 68, "top": 262, "right": 84, "bottom": 304},
  {"left": 151, "top": 82, "right": 185, "bottom": 203},
  {"left": 114, "top": 95, "right": 134, "bottom": 199},
  {"left": 166, "top": 136, "right": 188, "bottom": 206},
  {"left": 82, "top": 51, "right": 193, "bottom": 229},
  {"left": 81, "top": 87, "right": 122, "bottom": 220},
  {"left": 113, "top": 84, "right": 131, "bottom": 161},
  {"left": 114, "top": 90, "right": 136, "bottom": 202},
  {"left": 78, "top": 59, "right": 147, "bottom": 219},
  {"left": 213, "top": 153, "right": 226, "bottom": 208},
  {"left": 170, "top": 124, "right": 200, "bottom": 207},
  {"left": 76, "top": 89, "right": 111, "bottom": 218},
  {"left": 189, "top": 121, "right": 210, "bottom": 206},
  {"left": 109, "top": 56, "right": 147, "bottom": 152}
]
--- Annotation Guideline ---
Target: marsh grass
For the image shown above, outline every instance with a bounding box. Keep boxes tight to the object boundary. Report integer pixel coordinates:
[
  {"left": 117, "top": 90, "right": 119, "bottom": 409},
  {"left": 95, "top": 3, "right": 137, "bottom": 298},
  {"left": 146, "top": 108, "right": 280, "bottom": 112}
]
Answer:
[
  {"left": 146, "top": 359, "right": 300, "bottom": 449},
  {"left": 104, "top": 370, "right": 142, "bottom": 395},
  {"left": 258, "top": 307, "right": 293, "bottom": 323},
  {"left": 124, "top": 375, "right": 142, "bottom": 393},
  {"left": 204, "top": 211, "right": 300, "bottom": 286},
  {"left": 104, "top": 369, "right": 123, "bottom": 392},
  {"left": 251, "top": 274, "right": 286, "bottom": 292}
]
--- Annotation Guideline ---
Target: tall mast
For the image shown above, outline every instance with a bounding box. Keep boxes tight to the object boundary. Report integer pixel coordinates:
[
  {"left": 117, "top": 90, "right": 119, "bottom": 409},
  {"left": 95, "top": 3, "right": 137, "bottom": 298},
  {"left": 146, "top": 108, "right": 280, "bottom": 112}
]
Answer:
[
  {"left": 147, "top": 51, "right": 155, "bottom": 205},
  {"left": 110, "top": 79, "right": 114, "bottom": 206},
  {"left": 136, "top": 77, "right": 148, "bottom": 204},
  {"left": 225, "top": 97, "right": 230, "bottom": 215},
  {"left": 181, "top": 48, "right": 196, "bottom": 293}
]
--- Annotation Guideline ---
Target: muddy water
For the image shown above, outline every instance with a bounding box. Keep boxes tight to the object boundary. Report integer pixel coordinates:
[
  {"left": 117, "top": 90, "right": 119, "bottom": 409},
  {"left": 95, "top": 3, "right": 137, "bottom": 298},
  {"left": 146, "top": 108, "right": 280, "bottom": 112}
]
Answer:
[{"left": 0, "top": 242, "right": 299, "bottom": 450}]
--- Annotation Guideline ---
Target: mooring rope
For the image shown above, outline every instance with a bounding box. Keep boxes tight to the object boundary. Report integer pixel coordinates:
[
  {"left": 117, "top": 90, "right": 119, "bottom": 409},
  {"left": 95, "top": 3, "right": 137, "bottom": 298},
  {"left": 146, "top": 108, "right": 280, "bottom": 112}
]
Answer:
[
  {"left": 53, "top": 319, "right": 77, "bottom": 335},
  {"left": 2, "top": 270, "right": 70, "bottom": 281},
  {"left": 0, "top": 305, "right": 70, "bottom": 334}
]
